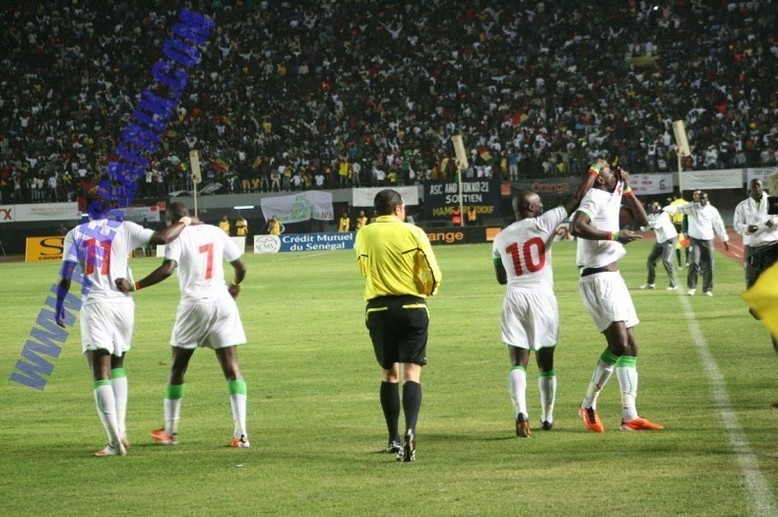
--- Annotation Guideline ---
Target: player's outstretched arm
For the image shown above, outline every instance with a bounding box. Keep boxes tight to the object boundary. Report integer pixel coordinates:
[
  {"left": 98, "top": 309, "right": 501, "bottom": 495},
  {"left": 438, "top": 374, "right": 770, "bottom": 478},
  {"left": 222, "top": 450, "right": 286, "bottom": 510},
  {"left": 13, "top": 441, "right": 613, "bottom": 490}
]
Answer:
[
  {"left": 149, "top": 216, "right": 195, "bottom": 246},
  {"left": 115, "top": 259, "right": 177, "bottom": 293}
]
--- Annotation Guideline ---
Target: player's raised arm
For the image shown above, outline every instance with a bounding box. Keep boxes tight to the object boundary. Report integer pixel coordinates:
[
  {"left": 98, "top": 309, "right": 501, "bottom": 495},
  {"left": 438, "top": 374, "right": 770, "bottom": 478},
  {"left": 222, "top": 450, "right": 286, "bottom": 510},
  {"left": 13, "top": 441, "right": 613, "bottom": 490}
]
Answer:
[
  {"left": 561, "top": 165, "right": 598, "bottom": 215},
  {"left": 617, "top": 167, "right": 648, "bottom": 227}
]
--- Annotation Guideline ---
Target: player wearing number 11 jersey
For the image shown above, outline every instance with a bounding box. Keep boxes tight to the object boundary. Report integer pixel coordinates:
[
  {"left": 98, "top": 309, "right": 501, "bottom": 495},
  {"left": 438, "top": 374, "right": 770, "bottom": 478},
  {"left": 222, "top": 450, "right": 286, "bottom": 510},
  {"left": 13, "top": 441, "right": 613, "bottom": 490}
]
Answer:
[
  {"left": 115, "top": 202, "right": 250, "bottom": 448},
  {"left": 55, "top": 187, "right": 190, "bottom": 457},
  {"left": 492, "top": 171, "right": 596, "bottom": 437}
]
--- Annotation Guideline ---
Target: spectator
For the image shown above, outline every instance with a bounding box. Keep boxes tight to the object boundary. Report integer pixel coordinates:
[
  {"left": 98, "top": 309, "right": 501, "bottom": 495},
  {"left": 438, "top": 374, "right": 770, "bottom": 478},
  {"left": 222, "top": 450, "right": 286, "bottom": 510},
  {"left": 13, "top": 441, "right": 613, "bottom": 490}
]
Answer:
[
  {"left": 640, "top": 201, "right": 679, "bottom": 291},
  {"left": 666, "top": 190, "right": 729, "bottom": 296},
  {"left": 0, "top": 0, "right": 775, "bottom": 203},
  {"left": 235, "top": 215, "right": 248, "bottom": 237},
  {"left": 219, "top": 214, "right": 231, "bottom": 235}
]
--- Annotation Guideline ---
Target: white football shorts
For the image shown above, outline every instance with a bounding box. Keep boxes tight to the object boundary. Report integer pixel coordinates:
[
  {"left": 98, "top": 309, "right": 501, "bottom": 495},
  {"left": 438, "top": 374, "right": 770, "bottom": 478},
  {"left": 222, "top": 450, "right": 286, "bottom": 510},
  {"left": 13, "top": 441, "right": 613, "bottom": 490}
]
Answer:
[
  {"left": 80, "top": 298, "right": 135, "bottom": 355},
  {"left": 500, "top": 288, "right": 559, "bottom": 350},
  {"left": 578, "top": 271, "right": 639, "bottom": 332},
  {"left": 171, "top": 292, "right": 247, "bottom": 349}
]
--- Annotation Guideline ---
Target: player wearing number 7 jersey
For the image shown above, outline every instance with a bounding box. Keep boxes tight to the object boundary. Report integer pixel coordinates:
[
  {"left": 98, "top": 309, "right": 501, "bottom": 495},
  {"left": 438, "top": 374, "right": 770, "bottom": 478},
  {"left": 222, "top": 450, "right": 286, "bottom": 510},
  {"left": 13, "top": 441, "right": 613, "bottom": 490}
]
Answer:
[
  {"left": 115, "top": 202, "right": 250, "bottom": 449},
  {"left": 55, "top": 187, "right": 191, "bottom": 457},
  {"left": 492, "top": 171, "right": 597, "bottom": 437}
]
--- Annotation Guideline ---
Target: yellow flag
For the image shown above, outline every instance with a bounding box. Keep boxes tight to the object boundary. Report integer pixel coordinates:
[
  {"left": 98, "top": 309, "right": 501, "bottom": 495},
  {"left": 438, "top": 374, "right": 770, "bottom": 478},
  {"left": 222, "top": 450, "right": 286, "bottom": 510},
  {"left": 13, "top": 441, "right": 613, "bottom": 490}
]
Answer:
[{"left": 740, "top": 262, "right": 778, "bottom": 336}]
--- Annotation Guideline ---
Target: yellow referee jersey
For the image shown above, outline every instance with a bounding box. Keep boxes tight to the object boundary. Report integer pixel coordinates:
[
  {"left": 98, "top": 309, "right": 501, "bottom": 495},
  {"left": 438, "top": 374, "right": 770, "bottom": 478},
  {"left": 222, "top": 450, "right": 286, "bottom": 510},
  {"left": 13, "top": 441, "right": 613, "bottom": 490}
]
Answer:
[{"left": 355, "top": 215, "right": 442, "bottom": 301}]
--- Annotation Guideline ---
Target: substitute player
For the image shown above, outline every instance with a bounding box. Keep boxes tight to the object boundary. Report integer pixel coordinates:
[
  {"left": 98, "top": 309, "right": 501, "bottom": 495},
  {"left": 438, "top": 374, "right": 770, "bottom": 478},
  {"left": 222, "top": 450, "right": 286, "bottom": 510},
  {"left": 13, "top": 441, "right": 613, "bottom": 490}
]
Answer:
[
  {"left": 571, "top": 160, "right": 663, "bottom": 433},
  {"left": 492, "top": 171, "right": 596, "bottom": 436},
  {"left": 116, "top": 202, "right": 250, "bottom": 448},
  {"left": 55, "top": 187, "right": 191, "bottom": 457}
]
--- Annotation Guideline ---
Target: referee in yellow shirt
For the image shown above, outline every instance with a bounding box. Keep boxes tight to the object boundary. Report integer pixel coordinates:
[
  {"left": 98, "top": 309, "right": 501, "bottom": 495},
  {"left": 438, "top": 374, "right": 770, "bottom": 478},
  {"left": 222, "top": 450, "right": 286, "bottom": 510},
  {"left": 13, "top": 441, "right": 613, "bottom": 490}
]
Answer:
[{"left": 355, "top": 189, "right": 442, "bottom": 462}]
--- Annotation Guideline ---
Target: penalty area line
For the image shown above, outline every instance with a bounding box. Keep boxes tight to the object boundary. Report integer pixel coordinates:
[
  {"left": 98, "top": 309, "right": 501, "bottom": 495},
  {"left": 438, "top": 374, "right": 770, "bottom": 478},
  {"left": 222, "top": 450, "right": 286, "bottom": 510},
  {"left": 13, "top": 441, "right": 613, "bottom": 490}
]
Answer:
[{"left": 678, "top": 295, "right": 776, "bottom": 515}]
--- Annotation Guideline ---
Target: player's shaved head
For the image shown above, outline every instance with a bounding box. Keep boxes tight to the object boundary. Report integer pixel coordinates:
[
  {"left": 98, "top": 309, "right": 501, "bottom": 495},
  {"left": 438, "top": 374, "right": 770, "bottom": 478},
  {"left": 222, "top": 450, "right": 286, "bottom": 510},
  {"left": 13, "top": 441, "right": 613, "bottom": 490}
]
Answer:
[
  {"left": 513, "top": 191, "right": 542, "bottom": 220},
  {"left": 168, "top": 202, "right": 190, "bottom": 223}
]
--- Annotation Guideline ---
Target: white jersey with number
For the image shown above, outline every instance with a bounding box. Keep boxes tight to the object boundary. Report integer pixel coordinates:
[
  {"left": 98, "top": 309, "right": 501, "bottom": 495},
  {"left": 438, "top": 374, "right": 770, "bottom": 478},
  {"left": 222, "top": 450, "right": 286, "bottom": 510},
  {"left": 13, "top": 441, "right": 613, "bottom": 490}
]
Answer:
[
  {"left": 63, "top": 218, "right": 154, "bottom": 304},
  {"left": 164, "top": 224, "right": 242, "bottom": 304},
  {"left": 575, "top": 183, "right": 626, "bottom": 268},
  {"left": 492, "top": 206, "right": 568, "bottom": 291}
]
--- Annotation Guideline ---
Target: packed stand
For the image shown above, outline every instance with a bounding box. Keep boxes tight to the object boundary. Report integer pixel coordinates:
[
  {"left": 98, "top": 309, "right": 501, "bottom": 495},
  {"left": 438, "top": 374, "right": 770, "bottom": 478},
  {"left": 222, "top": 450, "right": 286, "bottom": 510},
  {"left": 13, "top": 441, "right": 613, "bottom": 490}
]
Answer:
[{"left": 0, "top": 0, "right": 775, "bottom": 205}]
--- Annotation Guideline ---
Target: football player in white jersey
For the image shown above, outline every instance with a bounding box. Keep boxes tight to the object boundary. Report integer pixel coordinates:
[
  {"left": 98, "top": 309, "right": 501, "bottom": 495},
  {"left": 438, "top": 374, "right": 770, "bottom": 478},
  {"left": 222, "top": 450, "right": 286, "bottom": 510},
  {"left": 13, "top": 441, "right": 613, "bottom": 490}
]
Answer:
[
  {"left": 116, "top": 202, "right": 250, "bottom": 448},
  {"left": 571, "top": 159, "right": 663, "bottom": 433},
  {"left": 55, "top": 187, "right": 191, "bottom": 457},
  {"left": 492, "top": 170, "right": 596, "bottom": 437}
]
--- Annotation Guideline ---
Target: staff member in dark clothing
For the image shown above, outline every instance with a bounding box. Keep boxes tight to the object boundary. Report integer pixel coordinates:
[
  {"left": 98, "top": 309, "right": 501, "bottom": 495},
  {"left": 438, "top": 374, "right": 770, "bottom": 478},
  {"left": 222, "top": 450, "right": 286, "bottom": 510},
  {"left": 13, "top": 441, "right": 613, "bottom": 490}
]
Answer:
[{"left": 355, "top": 189, "right": 442, "bottom": 462}]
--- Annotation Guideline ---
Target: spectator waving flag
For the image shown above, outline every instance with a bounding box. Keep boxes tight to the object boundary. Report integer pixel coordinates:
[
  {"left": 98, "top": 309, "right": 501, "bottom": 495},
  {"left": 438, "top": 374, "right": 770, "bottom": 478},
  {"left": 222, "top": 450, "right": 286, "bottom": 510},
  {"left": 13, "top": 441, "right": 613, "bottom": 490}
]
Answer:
[{"left": 478, "top": 145, "right": 492, "bottom": 163}]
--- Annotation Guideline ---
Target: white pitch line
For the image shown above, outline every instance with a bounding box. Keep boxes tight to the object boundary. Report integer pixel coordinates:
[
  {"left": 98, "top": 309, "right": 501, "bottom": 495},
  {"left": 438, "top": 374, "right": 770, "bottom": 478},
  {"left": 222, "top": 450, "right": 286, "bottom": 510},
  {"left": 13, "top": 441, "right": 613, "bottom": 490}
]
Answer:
[{"left": 678, "top": 295, "right": 776, "bottom": 515}]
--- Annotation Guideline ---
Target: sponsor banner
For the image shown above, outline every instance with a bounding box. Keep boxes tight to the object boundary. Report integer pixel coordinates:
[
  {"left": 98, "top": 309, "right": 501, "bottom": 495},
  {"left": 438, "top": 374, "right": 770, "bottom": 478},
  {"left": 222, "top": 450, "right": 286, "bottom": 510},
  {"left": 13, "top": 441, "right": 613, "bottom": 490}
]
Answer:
[
  {"left": 0, "top": 205, "right": 14, "bottom": 223},
  {"left": 254, "top": 232, "right": 356, "bottom": 253},
  {"left": 352, "top": 187, "right": 419, "bottom": 207},
  {"left": 120, "top": 206, "right": 161, "bottom": 223},
  {"left": 423, "top": 226, "right": 503, "bottom": 245},
  {"left": 260, "top": 191, "right": 334, "bottom": 223},
  {"left": 681, "top": 168, "right": 743, "bottom": 190},
  {"left": 25, "top": 236, "right": 65, "bottom": 262},
  {"left": 423, "top": 179, "right": 501, "bottom": 219},
  {"left": 628, "top": 173, "right": 673, "bottom": 195},
  {"left": 746, "top": 167, "right": 778, "bottom": 190},
  {"left": 14, "top": 202, "right": 80, "bottom": 222},
  {"left": 512, "top": 177, "right": 578, "bottom": 198}
]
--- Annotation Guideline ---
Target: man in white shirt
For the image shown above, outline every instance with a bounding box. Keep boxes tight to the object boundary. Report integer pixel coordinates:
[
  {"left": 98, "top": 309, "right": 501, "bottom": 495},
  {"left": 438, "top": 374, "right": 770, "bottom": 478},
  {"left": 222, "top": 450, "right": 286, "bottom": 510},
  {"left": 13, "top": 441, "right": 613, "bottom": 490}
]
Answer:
[
  {"left": 55, "top": 187, "right": 190, "bottom": 456},
  {"left": 733, "top": 178, "right": 778, "bottom": 350},
  {"left": 666, "top": 190, "right": 729, "bottom": 296},
  {"left": 640, "top": 202, "right": 678, "bottom": 290},
  {"left": 492, "top": 170, "right": 596, "bottom": 437},
  {"left": 571, "top": 159, "right": 664, "bottom": 433},
  {"left": 116, "top": 202, "right": 250, "bottom": 449}
]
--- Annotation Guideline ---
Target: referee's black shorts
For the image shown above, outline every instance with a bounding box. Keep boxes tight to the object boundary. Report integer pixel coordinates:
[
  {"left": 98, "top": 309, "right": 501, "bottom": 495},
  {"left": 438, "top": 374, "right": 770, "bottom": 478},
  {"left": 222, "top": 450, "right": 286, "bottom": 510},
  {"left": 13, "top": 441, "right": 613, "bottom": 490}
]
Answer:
[{"left": 365, "top": 295, "right": 429, "bottom": 369}]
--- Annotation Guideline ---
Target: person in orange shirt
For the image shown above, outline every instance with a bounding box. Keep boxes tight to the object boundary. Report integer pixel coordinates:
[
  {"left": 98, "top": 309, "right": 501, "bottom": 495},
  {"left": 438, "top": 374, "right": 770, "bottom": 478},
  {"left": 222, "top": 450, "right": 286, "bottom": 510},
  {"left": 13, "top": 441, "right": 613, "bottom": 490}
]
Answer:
[{"left": 451, "top": 207, "right": 462, "bottom": 227}]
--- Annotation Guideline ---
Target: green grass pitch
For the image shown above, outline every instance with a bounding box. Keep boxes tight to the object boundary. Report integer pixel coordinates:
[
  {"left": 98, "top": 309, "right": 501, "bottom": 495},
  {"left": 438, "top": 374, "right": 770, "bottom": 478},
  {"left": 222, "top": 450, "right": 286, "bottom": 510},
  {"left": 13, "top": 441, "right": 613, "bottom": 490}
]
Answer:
[{"left": 1, "top": 240, "right": 776, "bottom": 515}]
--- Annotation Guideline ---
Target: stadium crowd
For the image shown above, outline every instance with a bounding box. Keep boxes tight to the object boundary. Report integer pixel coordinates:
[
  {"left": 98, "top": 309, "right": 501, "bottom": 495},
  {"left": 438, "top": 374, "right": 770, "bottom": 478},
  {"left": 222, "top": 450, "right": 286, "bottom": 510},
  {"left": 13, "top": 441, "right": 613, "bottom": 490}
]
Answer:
[{"left": 0, "top": 0, "right": 775, "bottom": 205}]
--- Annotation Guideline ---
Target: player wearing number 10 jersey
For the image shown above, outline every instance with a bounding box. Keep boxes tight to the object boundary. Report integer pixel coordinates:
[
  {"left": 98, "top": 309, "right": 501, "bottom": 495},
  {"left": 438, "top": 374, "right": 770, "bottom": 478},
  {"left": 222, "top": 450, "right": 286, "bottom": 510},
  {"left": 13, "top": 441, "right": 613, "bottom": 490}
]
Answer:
[
  {"left": 116, "top": 202, "right": 250, "bottom": 449},
  {"left": 492, "top": 171, "right": 596, "bottom": 437},
  {"left": 55, "top": 187, "right": 190, "bottom": 457}
]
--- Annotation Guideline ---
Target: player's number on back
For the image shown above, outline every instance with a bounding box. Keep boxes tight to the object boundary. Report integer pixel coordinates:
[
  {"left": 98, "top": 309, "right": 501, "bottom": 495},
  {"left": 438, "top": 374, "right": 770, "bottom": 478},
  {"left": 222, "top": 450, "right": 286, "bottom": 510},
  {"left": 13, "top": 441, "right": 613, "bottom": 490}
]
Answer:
[
  {"left": 505, "top": 237, "right": 545, "bottom": 276},
  {"left": 83, "top": 238, "right": 111, "bottom": 275},
  {"left": 199, "top": 242, "right": 214, "bottom": 280}
]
